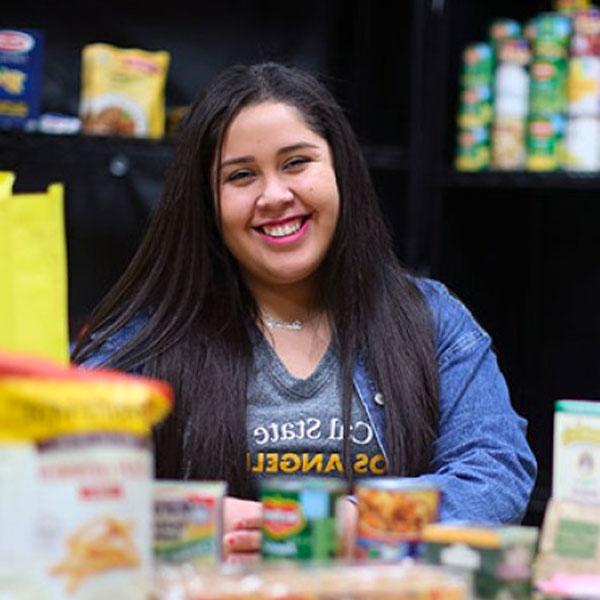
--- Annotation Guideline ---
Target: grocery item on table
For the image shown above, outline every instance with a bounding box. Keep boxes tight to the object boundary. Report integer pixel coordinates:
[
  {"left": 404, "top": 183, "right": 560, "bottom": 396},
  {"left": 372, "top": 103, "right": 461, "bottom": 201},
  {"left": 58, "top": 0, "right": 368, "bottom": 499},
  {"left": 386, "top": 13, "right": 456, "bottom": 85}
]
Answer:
[
  {"left": 492, "top": 117, "right": 527, "bottom": 170},
  {"left": 489, "top": 19, "right": 522, "bottom": 52},
  {"left": 355, "top": 477, "right": 440, "bottom": 561},
  {"left": 570, "top": 8, "right": 600, "bottom": 56},
  {"left": 260, "top": 476, "right": 347, "bottom": 561},
  {"left": 153, "top": 480, "right": 226, "bottom": 566},
  {"left": 153, "top": 560, "right": 470, "bottom": 600},
  {"left": 529, "top": 13, "right": 572, "bottom": 59},
  {"left": 420, "top": 523, "right": 539, "bottom": 600},
  {"left": 80, "top": 43, "right": 170, "bottom": 139},
  {"left": 0, "top": 353, "right": 173, "bottom": 600},
  {"left": 533, "top": 498, "right": 600, "bottom": 590},
  {"left": 529, "top": 57, "right": 569, "bottom": 115},
  {"left": 460, "top": 43, "right": 494, "bottom": 89},
  {"left": 567, "top": 56, "right": 600, "bottom": 116},
  {"left": 0, "top": 28, "right": 44, "bottom": 130},
  {"left": 553, "top": 399, "right": 600, "bottom": 503}
]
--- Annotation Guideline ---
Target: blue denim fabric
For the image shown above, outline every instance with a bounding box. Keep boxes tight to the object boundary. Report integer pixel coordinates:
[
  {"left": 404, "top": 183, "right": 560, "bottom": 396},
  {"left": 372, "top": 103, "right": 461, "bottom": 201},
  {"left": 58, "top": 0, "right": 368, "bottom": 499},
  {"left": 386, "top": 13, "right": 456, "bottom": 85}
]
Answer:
[{"left": 80, "top": 277, "right": 537, "bottom": 524}]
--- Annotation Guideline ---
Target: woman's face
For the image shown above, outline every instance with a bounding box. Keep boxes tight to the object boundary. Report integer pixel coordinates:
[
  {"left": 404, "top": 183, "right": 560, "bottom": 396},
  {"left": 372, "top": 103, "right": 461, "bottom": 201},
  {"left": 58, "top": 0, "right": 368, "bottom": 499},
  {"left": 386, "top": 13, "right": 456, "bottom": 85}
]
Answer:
[{"left": 217, "top": 101, "right": 340, "bottom": 292}]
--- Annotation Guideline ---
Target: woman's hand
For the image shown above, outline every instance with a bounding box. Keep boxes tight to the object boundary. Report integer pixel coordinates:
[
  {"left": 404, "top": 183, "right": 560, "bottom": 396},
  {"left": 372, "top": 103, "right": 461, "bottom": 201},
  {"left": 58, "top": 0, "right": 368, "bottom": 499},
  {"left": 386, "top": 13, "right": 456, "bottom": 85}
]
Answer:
[
  {"left": 223, "top": 496, "right": 262, "bottom": 563},
  {"left": 341, "top": 497, "right": 358, "bottom": 558}
]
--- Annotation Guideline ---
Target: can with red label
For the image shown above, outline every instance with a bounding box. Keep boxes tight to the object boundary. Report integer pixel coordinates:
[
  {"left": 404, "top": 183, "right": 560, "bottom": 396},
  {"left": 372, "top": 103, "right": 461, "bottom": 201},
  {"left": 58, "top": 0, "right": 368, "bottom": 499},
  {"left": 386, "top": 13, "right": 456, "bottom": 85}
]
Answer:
[
  {"left": 260, "top": 476, "right": 347, "bottom": 561},
  {"left": 355, "top": 478, "right": 440, "bottom": 561}
]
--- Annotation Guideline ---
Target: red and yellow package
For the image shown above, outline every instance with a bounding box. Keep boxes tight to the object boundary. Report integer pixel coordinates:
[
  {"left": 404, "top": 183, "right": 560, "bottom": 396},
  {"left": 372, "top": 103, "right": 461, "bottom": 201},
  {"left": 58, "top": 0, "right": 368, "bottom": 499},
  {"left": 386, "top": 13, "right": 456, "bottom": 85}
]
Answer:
[
  {"left": 0, "top": 353, "right": 173, "bottom": 599},
  {"left": 80, "top": 43, "right": 170, "bottom": 139}
]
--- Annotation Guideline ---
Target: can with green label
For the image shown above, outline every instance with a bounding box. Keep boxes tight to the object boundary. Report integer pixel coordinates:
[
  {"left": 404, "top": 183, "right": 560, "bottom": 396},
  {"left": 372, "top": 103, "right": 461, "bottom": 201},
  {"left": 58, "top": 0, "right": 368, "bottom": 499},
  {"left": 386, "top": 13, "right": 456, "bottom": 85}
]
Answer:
[
  {"left": 530, "top": 13, "right": 572, "bottom": 58},
  {"left": 460, "top": 43, "right": 494, "bottom": 89},
  {"left": 526, "top": 114, "right": 566, "bottom": 171},
  {"left": 455, "top": 127, "right": 490, "bottom": 171},
  {"left": 260, "top": 476, "right": 347, "bottom": 561},
  {"left": 529, "top": 57, "right": 568, "bottom": 115}
]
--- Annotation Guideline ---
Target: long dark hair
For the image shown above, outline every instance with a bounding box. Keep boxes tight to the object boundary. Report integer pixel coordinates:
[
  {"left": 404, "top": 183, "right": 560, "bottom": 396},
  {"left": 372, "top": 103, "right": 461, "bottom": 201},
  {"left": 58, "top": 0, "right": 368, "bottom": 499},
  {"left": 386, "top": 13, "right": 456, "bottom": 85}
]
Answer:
[{"left": 73, "top": 62, "right": 439, "bottom": 498}]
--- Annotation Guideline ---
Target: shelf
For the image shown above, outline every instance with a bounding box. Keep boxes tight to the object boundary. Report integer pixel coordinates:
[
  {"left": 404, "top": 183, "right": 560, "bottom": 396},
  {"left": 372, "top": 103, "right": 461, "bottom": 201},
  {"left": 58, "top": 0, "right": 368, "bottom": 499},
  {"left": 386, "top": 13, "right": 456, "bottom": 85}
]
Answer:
[{"left": 441, "top": 169, "right": 600, "bottom": 190}]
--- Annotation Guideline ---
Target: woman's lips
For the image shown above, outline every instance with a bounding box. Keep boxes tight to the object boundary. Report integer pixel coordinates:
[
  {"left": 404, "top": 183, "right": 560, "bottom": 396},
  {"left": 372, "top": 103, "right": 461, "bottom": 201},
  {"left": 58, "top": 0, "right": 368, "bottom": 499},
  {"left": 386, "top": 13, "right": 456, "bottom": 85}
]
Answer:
[{"left": 254, "top": 215, "right": 311, "bottom": 245}]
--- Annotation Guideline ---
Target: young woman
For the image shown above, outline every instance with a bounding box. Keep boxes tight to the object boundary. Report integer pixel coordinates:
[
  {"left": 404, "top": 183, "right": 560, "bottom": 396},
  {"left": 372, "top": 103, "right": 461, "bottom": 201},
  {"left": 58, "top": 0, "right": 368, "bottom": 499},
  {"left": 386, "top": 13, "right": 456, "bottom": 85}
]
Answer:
[{"left": 73, "top": 62, "right": 537, "bottom": 558}]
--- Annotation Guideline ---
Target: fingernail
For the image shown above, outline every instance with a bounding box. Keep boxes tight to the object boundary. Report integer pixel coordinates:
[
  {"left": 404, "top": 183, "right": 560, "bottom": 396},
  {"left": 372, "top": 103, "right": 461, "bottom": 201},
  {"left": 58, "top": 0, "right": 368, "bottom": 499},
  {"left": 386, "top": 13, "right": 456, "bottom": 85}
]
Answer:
[
  {"left": 235, "top": 520, "right": 245, "bottom": 530},
  {"left": 225, "top": 534, "right": 236, "bottom": 547}
]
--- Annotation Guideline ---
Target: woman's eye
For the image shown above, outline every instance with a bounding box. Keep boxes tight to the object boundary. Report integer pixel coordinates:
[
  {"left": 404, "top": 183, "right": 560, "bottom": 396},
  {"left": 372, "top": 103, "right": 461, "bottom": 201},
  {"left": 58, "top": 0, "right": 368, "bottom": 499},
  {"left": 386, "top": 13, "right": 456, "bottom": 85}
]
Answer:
[
  {"left": 225, "top": 169, "right": 253, "bottom": 183},
  {"left": 284, "top": 157, "right": 309, "bottom": 170}
]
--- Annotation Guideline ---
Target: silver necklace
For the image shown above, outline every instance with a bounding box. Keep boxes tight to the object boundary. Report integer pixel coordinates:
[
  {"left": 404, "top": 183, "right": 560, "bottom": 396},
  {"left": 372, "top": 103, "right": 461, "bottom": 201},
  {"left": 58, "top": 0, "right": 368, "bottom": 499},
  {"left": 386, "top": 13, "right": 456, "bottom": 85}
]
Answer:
[{"left": 264, "top": 316, "right": 304, "bottom": 331}]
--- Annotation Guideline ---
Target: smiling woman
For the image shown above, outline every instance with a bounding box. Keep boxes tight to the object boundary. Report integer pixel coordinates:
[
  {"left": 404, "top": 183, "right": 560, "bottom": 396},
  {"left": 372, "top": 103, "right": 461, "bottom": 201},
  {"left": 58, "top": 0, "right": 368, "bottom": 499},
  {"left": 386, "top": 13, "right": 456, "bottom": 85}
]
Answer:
[{"left": 72, "top": 62, "right": 537, "bottom": 561}]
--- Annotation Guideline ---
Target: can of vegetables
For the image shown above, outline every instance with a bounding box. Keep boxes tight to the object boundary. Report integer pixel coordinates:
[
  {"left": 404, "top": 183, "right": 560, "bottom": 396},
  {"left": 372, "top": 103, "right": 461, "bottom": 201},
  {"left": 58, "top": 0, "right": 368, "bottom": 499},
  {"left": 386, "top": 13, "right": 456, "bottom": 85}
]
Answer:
[
  {"left": 355, "top": 477, "right": 440, "bottom": 561},
  {"left": 0, "top": 352, "right": 173, "bottom": 600}
]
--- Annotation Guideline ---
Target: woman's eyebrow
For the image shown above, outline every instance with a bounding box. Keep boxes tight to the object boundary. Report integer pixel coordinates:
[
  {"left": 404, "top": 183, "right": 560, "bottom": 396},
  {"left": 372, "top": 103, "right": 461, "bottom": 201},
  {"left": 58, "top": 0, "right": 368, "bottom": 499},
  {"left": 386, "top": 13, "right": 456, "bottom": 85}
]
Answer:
[{"left": 220, "top": 142, "right": 320, "bottom": 170}]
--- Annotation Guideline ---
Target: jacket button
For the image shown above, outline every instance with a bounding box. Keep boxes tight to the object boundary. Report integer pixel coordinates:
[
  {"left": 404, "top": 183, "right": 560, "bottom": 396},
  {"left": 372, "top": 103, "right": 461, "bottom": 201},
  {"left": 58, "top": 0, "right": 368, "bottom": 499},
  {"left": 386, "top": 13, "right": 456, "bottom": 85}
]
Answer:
[{"left": 374, "top": 392, "right": 384, "bottom": 406}]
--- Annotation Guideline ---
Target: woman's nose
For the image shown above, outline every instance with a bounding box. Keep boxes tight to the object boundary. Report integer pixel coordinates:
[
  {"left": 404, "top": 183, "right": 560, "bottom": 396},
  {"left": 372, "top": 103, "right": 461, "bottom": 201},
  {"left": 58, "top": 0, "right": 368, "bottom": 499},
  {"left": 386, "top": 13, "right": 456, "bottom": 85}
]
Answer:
[{"left": 257, "top": 174, "right": 294, "bottom": 206}]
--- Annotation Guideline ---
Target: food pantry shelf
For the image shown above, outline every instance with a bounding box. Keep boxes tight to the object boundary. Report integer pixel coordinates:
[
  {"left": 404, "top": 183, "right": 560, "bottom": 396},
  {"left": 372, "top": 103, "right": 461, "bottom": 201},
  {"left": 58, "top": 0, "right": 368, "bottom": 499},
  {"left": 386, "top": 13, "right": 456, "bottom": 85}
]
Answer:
[{"left": 440, "top": 169, "right": 600, "bottom": 190}]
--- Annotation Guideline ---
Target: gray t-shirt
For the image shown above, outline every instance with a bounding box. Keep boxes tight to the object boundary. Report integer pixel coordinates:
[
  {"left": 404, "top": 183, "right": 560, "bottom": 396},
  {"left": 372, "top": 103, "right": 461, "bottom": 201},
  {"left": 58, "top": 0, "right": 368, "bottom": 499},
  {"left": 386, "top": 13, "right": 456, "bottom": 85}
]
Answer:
[{"left": 247, "top": 334, "right": 385, "bottom": 487}]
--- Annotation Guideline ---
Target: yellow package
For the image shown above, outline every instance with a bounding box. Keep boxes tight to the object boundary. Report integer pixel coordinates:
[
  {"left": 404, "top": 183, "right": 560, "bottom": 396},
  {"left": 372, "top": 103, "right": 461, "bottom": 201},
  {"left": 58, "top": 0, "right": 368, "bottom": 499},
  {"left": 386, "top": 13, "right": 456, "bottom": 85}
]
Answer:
[
  {"left": 0, "top": 171, "right": 69, "bottom": 364},
  {"left": 0, "top": 352, "right": 173, "bottom": 599},
  {"left": 80, "top": 43, "right": 170, "bottom": 139}
]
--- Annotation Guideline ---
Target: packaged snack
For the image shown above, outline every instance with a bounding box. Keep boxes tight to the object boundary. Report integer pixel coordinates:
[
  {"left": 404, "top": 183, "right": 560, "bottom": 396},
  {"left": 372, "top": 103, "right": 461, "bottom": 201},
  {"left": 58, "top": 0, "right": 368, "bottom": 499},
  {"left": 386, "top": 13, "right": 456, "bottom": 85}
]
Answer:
[
  {"left": 154, "top": 480, "right": 226, "bottom": 566},
  {"left": 0, "top": 353, "right": 173, "bottom": 599},
  {"left": 0, "top": 28, "right": 44, "bottom": 130},
  {"left": 80, "top": 43, "right": 170, "bottom": 139}
]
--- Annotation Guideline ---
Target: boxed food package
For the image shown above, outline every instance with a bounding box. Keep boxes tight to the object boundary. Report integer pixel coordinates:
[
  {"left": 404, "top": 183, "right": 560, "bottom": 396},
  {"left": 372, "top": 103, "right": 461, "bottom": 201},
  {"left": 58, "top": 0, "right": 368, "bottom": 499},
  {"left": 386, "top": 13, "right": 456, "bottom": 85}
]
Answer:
[
  {"left": 154, "top": 480, "right": 226, "bottom": 566},
  {"left": 553, "top": 399, "right": 600, "bottom": 504},
  {"left": 533, "top": 498, "right": 600, "bottom": 592},
  {"left": 80, "top": 43, "right": 170, "bottom": 138},
  {"left": 419, "top": 523, "right": 539, "bottom": 600},
  {"left": 0, "top": 353, "right": 173, "bottom": 599},
  {"left": 0, "top": 28, "right": 44, "bottom": 130}
]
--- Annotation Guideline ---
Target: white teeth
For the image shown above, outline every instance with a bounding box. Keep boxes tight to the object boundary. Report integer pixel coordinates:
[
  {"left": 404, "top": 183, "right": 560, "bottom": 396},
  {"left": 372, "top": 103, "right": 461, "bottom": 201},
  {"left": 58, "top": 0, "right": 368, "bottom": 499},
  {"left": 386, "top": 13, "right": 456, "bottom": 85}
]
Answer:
[{"left": 262, "top": 219, "right": 302, "bottom": 237}]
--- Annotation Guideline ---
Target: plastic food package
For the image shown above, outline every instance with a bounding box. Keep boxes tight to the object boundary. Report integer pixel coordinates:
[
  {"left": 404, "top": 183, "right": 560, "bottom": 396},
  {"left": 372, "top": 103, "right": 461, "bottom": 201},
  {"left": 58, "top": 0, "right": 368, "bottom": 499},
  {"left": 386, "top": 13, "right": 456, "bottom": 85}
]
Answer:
[
  {"left": 0, "top": 353, "right": 173, "bottom": 599},
  {"left": 0, "top": 171, "right": 69, "bottom": 364},
  {"left": 80, "top": 43, "right": 170, "bottom": 139}
]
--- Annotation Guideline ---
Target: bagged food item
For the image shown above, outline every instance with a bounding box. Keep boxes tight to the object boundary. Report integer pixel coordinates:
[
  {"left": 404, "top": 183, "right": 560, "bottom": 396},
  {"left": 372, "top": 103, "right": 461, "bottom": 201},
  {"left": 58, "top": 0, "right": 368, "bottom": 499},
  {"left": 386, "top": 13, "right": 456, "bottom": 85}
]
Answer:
[
  {"left": 0, "top": 353, "right": 173, "bottom": 599},
  {"left": 0, "top": 171, "right": 68, "bottom": 364},
  {"left": 80, "top": 43, "right": 170, "bottom": 139},
  {"left": 154, "top": 480, "right": 226, "bottom": 566},
  {"left": 0, "top": 28, "right": 44, "bottom": 130}
]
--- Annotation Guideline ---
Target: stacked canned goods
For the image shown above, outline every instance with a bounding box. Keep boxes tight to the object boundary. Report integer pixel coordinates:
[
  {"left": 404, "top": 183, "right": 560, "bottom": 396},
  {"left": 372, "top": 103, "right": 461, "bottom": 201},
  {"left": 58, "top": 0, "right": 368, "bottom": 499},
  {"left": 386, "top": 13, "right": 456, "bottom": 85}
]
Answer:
[
  {"left": 565, "top": 8, "right": 600, "bottom": 170},
  {"left": 455, "top": 43, "right": 494, "bottom": 171},
  {"left": 491, "top": 36, "right": 531, "bottom": 169},
  {"left": 527, "top": 13, "right": 572, "bottom": 171}
]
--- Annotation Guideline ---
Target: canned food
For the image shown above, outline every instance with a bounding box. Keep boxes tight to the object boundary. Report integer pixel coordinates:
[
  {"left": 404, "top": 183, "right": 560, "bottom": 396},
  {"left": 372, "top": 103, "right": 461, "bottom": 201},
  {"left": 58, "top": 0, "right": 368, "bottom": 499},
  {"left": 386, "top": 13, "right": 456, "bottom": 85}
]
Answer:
[
  {"left": 568, "top": 56, "right": 600, "bottom": 116},
  {"left": 529, "top": 58, "right": 568, "bottom": 115},
  {"left": 260, "top": 476, "right": 347, "bottom": 561},
  {"left": 460, "top": 43, "right": 494, "bottom": 89},
  {"left": 455, "top": 127, "right": 490, "bottom": 172},
  {"left": 489, "top": 19, "right": 522, "bottom": 47},
  {"left": 492, "top": 116, "right": 527, "bottom": 170},
  {"left": 153, "top": 480, "right": 226, "bottom": 567},
  {"left": 530, "top": 13, "right": 572, "bottom": 58},
  {"left": 457, "top": 86, "right": 493, "bottom": 128},
  {"left": 526, "top": 114, "right": 566, "bottom": 171},
  {"left": 355, "top": 478, "right": 440, "bottom": 561},
  {"left": 564, "top": 116, "right": 600, "bottom": 171}
]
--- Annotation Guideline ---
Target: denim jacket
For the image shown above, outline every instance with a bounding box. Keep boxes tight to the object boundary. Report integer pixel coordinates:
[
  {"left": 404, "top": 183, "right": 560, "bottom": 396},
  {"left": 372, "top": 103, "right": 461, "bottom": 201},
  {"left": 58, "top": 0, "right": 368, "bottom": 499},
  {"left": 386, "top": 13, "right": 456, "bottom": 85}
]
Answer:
[{"left": 80, "top": 277, "right": 537, "bottom": 524}]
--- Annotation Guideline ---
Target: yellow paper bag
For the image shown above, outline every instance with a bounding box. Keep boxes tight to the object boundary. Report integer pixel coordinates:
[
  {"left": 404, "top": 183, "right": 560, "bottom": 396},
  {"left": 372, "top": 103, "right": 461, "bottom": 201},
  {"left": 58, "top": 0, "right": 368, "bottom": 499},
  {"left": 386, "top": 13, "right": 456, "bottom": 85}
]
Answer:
[{"left": 0, "top": 172, "right": 69, "bottom": 364}]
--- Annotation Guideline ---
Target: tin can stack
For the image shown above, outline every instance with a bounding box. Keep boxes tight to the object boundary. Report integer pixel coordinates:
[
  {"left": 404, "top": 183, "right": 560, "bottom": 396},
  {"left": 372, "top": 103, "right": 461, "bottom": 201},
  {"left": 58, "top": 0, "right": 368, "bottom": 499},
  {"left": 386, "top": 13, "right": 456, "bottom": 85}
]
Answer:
[
  {"left": 455, "top": 3, "right": 600, "bottom": 174},
  {"left": 491, "top": 36, "right": 531, "bottom": 169},
  {"left": 455, "top": 43, "right": 493, "bottom": 171},
  {"left": 565, "top": 8, "right": 600, "bottom": 170}
]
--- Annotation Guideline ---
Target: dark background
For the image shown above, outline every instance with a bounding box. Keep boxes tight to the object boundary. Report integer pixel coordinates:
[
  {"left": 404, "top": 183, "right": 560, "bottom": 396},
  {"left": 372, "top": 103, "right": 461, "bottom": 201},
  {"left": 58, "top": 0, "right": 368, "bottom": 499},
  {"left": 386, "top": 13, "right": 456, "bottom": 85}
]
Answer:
[{"left": 2, "top": 0, "right": 599, "bottom": 525}]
